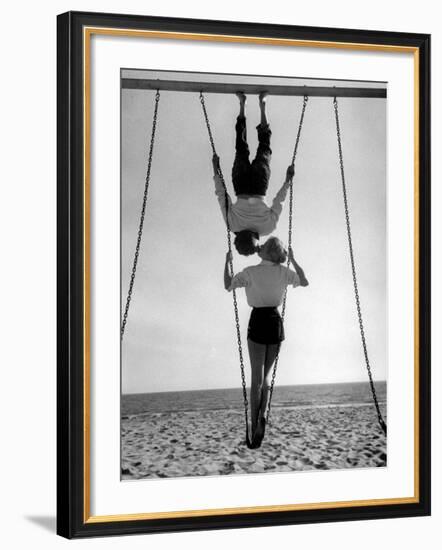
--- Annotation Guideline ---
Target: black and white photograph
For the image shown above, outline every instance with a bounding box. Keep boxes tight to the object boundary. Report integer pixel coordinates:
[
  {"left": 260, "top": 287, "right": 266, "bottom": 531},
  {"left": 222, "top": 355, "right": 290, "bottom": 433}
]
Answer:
[
  {"left": 120, "top": 69, "right": 387, "bottom": 480},
  {"left": 53, "top": 8, "right": 431, "bottom": 540}
]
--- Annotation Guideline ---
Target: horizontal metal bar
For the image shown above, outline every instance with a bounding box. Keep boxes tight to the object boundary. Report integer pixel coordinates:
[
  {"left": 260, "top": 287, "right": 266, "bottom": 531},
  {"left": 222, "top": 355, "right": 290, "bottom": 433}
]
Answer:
[{"left": 122, "top": 78, "right": 387, "bottom": 98}]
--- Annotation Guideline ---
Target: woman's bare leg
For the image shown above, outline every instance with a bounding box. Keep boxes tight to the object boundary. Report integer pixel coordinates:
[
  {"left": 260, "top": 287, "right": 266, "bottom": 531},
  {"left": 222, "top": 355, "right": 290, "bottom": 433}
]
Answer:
[
  {"left": 260, "top": 343, "right": 281, "bottom": 418},
  {"left": 247, "top": 339, "right": 266, "bottom": 435}
]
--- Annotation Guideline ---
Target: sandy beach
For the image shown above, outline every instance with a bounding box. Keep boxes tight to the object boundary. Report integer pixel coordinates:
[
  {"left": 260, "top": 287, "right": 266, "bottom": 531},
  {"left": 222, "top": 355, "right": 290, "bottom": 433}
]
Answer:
[{"left": 121, "top": 403, "right": 387, "bottom": 479}]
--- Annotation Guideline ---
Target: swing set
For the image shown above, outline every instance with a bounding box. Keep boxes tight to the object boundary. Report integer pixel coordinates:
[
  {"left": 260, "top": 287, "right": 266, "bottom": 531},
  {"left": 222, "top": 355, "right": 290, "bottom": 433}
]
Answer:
[{"left": 121, "top": 76, "right": 387, "bottom": 448}]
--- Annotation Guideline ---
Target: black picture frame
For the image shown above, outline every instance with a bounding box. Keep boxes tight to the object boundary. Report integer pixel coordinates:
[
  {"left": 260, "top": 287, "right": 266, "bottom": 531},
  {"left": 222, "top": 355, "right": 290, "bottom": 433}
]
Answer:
[{"left": 57, "top": 10, "right": 431, "bottom": 539}]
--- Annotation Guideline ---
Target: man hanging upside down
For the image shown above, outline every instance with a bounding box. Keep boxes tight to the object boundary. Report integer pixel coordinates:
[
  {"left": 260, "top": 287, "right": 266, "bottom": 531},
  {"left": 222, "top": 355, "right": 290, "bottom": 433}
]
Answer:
[{"left": 212, "top": 92, "right": 295, "bottom": 256}]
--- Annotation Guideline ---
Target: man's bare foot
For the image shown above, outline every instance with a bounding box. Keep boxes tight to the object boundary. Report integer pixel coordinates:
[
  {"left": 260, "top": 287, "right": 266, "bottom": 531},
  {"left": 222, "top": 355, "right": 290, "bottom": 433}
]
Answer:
[
  {"left": 236, "top": 92, "right": 246, "bottom": 117},
  {"left": 259, "top": 91, "right": 268, "bottom": 105},
  {"left": 236, "top": 91, "right": 247, "bottom": 105},
  {"left": 259, "top": 92, "right": 268, "bottom": 125}
]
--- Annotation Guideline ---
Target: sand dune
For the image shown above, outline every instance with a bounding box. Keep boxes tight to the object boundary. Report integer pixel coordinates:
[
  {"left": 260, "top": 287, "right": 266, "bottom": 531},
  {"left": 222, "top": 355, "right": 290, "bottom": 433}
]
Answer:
[{"left": 121, "top": 404, "right": 386, "bottom": 479}]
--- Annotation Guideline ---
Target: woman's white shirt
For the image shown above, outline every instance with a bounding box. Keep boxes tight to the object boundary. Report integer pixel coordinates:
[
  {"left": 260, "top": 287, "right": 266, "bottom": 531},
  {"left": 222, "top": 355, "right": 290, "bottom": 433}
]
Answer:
[{"left": 229, "top": 260, "right": 301, "bottom": 307}]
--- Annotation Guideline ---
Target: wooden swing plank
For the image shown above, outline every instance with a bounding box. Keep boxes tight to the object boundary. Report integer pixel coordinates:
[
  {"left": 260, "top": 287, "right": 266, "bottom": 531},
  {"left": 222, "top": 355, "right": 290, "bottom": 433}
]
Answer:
[{"left": 122, "top": 78, "right": 387, "bottom": 98}]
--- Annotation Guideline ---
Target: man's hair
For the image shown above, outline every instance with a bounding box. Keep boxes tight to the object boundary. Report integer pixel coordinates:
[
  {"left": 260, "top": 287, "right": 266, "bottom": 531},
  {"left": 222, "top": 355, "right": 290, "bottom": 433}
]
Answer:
[
  {"left": 261, "top": 236, "right": 287, "bottom": 264},
  {"left": 234, "top": 230, "right": 259, "bottom": 256}
]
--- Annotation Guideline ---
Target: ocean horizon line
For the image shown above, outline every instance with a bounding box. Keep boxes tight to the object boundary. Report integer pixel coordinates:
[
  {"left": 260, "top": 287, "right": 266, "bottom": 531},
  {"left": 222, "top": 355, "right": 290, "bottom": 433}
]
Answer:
[{"left": 122, "top": 379, "right": 387, "bottom": 397}]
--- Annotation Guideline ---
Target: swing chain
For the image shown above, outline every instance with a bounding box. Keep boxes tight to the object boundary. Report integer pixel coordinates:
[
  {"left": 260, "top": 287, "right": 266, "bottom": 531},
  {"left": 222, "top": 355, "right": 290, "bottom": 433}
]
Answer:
[
  {"left": 333, "top": 97, "right": 387, "bottom": 435},
  {"left": 290, "top": 95, "right": 309, "bottom": 167},
  {"left": 199, "top": 91, "right": 251, "bottom": 437},
  {"left": 121, "top": 90, "right": 161, "bottom": 339},
  {"left": 288, "top": 95, "right": 308, "bottom": 250},
  {"left": 265, "top": 95, "right": 309, "bottom": 423}
]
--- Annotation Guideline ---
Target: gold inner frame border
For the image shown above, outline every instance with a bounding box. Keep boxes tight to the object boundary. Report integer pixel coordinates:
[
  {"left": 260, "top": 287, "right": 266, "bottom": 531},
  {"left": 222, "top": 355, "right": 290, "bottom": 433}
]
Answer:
[{"left": 82, "top": 26, "right": 420, "bottom": 524}]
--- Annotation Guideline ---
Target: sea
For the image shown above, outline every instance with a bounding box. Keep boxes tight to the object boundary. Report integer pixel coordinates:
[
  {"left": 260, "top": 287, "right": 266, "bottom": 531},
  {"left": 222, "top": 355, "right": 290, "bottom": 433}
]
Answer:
[{"left": 121, "top": 381, "right": 386, "bottom": 417}]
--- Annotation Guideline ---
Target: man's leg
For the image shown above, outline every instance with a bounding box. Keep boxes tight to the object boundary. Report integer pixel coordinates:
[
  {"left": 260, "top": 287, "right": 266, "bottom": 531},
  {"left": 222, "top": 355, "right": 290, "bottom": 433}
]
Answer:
[
  {"left": 232, "top": 92, "right": 251, "bottom": 195},
  {"left": 250, "top": 93, "right": 272, "bottom": 196}
]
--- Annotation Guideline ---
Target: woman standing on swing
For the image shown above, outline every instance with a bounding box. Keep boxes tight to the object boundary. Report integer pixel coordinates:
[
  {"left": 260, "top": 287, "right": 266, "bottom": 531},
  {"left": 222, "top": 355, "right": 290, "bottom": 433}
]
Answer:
[{"left": 224, "top": 236, "right": 309, "bottom": 447}]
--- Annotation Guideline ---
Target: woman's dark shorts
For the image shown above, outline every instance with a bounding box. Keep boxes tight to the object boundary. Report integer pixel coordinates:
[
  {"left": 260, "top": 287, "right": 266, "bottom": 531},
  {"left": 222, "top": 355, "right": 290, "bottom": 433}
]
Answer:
[{"left": 248, "top": 307, "right": 285, "bottom": 345}]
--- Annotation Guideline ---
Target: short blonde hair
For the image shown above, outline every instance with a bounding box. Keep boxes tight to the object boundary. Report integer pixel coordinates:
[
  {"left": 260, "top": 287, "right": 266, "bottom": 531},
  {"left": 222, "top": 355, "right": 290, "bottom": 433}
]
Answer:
[{"left": 261, "top": 237, "right": 287, "bottom": 264}]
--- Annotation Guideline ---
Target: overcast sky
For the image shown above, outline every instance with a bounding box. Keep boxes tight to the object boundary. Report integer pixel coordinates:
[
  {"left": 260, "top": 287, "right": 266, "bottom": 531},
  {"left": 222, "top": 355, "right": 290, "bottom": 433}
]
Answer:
[{"left": 121, "top": 70, "right": 386, "bottom": 394}]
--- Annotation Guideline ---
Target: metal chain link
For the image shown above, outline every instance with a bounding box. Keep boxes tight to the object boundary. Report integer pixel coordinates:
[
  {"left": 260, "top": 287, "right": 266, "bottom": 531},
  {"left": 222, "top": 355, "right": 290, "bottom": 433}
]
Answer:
[
  {"left": 199, "top": 92, "right": 251, "bottom": 443},
  {"left": 333, "top": 97, "right": 387, "bottom": 435},
  {"left": 121, "top": 90, "right": 161, "bottom": 339},
  {"left": 265, "top": 95, "right": 309, "bottom": 423}
]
